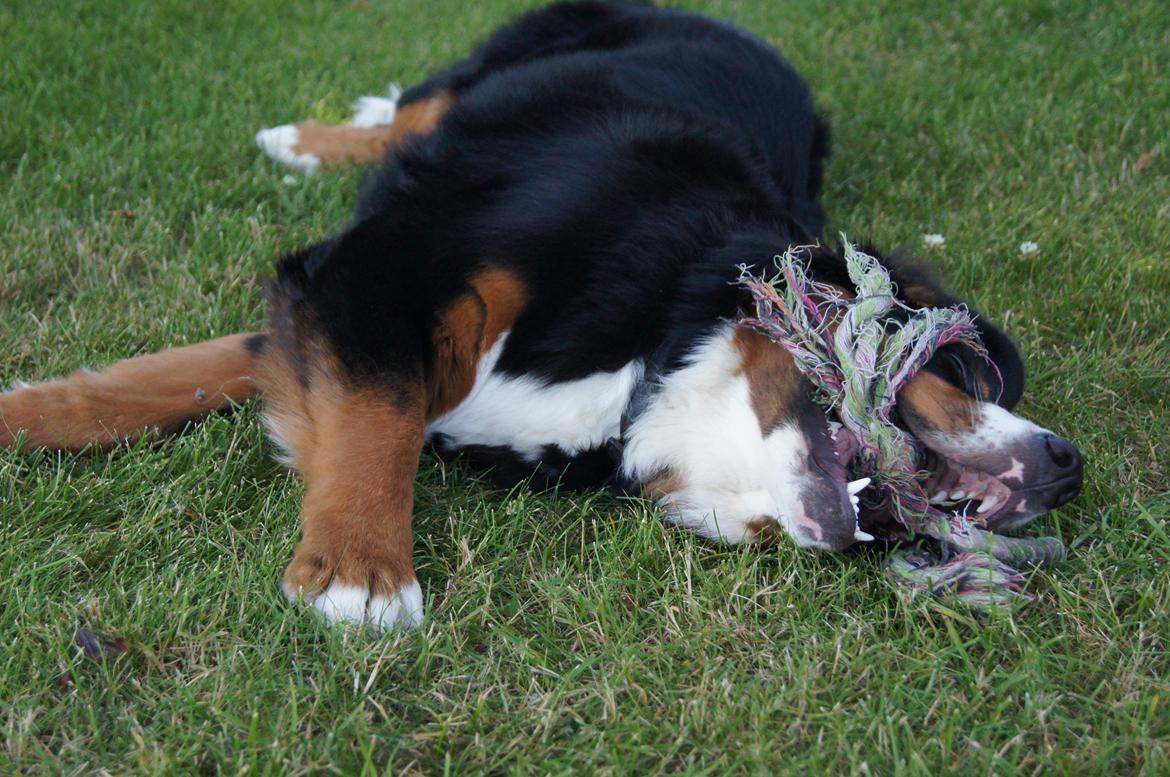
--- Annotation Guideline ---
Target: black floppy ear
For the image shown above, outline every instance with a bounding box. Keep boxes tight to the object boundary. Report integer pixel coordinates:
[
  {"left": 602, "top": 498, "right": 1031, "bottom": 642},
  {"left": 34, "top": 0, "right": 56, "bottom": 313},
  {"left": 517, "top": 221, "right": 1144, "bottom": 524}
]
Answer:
[{"left": 877, "top": 249, "right": 1027, "bottom": 411}]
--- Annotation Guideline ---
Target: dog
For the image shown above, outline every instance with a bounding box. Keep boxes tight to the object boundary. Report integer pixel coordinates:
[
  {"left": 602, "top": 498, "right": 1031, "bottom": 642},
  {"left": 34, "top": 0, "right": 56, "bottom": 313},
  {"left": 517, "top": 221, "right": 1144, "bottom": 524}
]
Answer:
[{"left": 0, "top": 1, "right": 1083, "bottom": 630}]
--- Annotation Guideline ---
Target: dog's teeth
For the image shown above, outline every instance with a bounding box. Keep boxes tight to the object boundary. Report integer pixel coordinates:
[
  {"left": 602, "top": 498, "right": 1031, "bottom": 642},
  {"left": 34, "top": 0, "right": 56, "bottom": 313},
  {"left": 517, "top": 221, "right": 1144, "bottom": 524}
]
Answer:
[
  {"left": 949, "top": 490, "right": 966, "bottom": 501},
  {"left": 854, "top": 529, "right": 875, "bottom": 542},
  {"left": 847, "top": 477, "right": 871, "bottom": 496},
  {"left": 828, "top": 421, "right": 842, "bottom": 441},
  {"left": 977, "top": 495, "right": 999, "bottom": 514},
  {"left": 965, "top": 481, "right": 988, "bottom": 500},
  {"left": 930, "top": 492, "right": 949, "bottom": 504}
]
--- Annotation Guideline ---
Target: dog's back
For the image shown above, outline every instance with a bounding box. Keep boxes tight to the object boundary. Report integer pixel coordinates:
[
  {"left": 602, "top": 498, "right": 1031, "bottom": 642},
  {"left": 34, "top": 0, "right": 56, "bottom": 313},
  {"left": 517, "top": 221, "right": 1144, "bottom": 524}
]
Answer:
[{"left": 370, "top": 0, "right": 828, "bottom": 233}]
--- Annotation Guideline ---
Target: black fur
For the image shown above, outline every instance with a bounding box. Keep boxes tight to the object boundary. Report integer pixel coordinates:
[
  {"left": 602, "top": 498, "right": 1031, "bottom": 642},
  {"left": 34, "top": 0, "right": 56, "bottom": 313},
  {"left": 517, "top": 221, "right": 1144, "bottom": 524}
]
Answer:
[{"left": 272, "top": 0, "right": 1025, "bottom": 486}]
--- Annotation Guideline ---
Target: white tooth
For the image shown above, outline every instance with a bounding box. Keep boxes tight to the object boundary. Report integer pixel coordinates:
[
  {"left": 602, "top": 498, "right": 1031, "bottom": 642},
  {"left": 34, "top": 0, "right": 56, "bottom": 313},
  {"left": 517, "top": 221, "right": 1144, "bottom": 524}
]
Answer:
[
  {"left": 950, "top": 490, "right": 966, "bottom": 501},
  {"left": 854, "top": 529, "right": 875, "bottom": 542},
  {"left": 828, "top": 421, "right": 843, "bottom": 438},
  {"left": 847, "top": 478, "right": 871, "bottom": 496},
  {"left": 930, "top": 492, "right": 949, "bottom": 504},
  {"left": 977, "top": 496, "right": 999, "bottom": 514}
]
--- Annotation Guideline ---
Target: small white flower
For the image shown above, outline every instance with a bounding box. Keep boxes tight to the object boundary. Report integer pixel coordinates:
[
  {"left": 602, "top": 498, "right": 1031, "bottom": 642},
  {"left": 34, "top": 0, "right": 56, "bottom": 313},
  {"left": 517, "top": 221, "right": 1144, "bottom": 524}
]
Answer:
[
  {"left": 923, "top": 233, "right": 946, "bottom": 249},
  {"left": 1019, "top": 241, "right": 1040, "bottom": 256},
  {"left": 282, "top": 174, "right": 298, "bottom": 186}
]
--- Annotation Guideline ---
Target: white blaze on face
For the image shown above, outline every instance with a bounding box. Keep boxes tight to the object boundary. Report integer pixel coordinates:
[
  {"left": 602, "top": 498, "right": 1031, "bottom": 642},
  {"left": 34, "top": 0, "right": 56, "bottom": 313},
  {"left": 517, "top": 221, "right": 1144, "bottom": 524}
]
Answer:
[{"left": 916, "top": 401, "right": 1051, "bottom": 479}]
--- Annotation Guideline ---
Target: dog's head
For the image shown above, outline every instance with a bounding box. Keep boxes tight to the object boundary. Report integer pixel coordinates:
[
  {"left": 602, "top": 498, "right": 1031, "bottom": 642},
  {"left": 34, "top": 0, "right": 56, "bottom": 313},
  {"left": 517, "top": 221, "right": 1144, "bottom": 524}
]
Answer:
[{"left": 765, "top": 244, "right": 1083, "bottom": 550}]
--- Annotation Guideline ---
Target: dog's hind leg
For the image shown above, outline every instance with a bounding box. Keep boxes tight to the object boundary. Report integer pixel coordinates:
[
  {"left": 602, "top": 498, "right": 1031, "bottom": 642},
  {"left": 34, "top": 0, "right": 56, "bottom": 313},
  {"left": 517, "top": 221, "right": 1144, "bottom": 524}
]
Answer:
[
  {"left": 254, "top": 1, "right": 663, "bottom": 174},
  {"left": 0, "top": 333, "right": 264, "bottom": 452},
  {"left": 255, "top": 89, "right": 455, "bottom": 173}
]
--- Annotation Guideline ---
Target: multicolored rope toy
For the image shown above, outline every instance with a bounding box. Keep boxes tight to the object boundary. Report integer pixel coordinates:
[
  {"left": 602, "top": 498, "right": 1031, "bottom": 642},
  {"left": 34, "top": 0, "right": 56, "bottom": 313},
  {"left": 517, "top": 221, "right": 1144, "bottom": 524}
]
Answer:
[{"left": 736, "top": 239, "right": 1066, "bottom": 612}]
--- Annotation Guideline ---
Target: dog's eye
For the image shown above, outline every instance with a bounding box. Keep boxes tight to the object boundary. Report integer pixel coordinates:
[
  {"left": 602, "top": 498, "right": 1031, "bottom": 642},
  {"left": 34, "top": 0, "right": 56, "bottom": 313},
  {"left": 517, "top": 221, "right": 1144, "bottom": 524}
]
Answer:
[
  {"left": 945, "top": 350, "right": 985, "bottom": 401},
  {"left": 924, "top": 348, "right": 984, "bottom": 402}
]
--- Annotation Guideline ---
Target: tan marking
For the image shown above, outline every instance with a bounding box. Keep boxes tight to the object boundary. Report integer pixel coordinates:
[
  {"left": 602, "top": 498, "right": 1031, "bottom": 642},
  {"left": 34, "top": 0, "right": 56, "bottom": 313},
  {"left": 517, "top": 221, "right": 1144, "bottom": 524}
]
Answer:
[
  {"left": 977, "top": 373, "right": 995, "bottom": 402},
  {"left": 392, "top": 89, "right": 457, "bottom": 137},
  {"left": 290, "top": 90, "right": 457, "bottom": 168},
  {"left": 733, "top": 328, "right": 804, "bottom": 433},
  {"left": 429, "top": 293, "right": 487, "bottom": 418},
  {"left": 898, "top": 370, "right": 980, "bottom": 435},
  {"left": 427, "top": 267, "right": 529, "bottom": 418},
  {"left": 0, "top": 333, "right": 260, "bottom": 452},
  {"left": 253, "top": 333, "right": 334, "bottom": 472},
  {"left": 472, "top": 267, "right": 529, "bottom": 349},
  {"left": 901, "top": 284, "right": 940, "bottom": 308},
  {"left": 744, "top": 516, "right": 781, "bottom": 544},
  {"left": 641, "top": 469, "right": 684, "bottom": 502}
]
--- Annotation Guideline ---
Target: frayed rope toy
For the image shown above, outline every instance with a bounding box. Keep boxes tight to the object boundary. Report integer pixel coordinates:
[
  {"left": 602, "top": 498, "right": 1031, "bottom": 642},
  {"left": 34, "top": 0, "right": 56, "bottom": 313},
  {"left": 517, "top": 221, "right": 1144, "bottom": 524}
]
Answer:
[{"left": 736, "top": 239, "right": 1066, "bottom": 612}]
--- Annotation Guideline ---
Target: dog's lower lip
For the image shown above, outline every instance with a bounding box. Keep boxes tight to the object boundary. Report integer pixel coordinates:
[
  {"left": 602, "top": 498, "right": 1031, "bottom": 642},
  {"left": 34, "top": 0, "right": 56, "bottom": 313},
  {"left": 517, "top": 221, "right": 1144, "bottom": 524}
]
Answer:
[{"left": 1010, "top": 474, "right": 1083, "bottom": 494}]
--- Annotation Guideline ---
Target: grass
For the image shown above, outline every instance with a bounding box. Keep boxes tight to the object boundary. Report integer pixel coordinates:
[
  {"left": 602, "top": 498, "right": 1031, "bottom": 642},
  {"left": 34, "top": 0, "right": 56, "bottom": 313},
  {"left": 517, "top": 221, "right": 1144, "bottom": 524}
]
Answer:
[{"left": 2, "top": 0, "right": 1168, "bottom": 773}]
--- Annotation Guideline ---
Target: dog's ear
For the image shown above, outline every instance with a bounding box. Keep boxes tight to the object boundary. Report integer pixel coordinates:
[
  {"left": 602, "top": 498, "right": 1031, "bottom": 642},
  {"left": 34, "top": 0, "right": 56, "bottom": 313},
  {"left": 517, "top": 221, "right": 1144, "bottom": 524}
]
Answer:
[{"left": 875, "top": 248, "right": 1026, "bottom": 411}]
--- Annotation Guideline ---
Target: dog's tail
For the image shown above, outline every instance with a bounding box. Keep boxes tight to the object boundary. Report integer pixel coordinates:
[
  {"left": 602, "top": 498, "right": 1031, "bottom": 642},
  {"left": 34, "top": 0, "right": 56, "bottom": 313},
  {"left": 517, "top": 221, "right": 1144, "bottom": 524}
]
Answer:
[{"left": 0, "top": 333, "right": 266, "bottom": 452}]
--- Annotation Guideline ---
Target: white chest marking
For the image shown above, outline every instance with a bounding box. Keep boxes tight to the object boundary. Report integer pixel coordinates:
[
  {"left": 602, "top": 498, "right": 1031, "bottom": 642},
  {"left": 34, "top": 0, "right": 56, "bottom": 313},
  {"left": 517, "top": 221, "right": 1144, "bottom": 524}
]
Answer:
[{"left": 425, "top": 333, "right": 644, "bottom": 461}]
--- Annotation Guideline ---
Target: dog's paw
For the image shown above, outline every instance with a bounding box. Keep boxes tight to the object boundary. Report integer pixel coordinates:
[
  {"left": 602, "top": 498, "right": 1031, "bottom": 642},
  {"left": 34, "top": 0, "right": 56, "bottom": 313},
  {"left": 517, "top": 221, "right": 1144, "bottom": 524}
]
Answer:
[
  {"left": 350, "top": 84, "right": 401, "bottom": 128},
  {"left": 0, "top": 380, "right": 42, "bottom": 448},
  {"left": 255, "top": 124, "right": 321, "bottom": 174},
  {"left": 284, "top": 579, "right": 424, "bottom": 631},
  {"left": 281, "top": 548, "right": 423, "bottom": 631}
]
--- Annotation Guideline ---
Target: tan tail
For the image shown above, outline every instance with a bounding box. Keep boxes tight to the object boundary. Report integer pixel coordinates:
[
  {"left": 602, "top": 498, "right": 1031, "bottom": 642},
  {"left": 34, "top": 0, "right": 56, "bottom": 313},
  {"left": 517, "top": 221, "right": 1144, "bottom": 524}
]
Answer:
[{"left": 0, "top": 333, "right": 265, "bottom": 452}]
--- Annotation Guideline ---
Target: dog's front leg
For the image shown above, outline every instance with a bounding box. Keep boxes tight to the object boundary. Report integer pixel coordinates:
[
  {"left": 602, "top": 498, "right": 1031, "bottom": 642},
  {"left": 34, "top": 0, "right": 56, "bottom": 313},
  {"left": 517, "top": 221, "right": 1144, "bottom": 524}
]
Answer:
[{"left": 279, "top": 384, "right": 426, "bottom": 631}]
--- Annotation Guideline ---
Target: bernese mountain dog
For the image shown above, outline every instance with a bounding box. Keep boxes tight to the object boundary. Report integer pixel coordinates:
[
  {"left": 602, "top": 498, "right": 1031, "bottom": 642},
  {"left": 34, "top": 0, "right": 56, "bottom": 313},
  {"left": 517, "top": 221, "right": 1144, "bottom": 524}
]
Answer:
[{"left": 0, "top": 1, "right": 1083, "bottom": 630}]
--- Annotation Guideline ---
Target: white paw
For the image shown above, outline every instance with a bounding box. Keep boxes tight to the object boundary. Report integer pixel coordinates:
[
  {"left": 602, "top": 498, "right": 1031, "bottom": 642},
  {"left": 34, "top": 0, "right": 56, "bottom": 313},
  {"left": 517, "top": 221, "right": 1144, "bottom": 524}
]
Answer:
[
  {"left": 350, "top": 83, "right": 402, "bottom": 128},
  {"left": 368, "top": 582, "right": 424, "bottom": 631},
  {"left": 283, "top": 579, "right": 424, "bottom": 631},
  {"left": 4, "top": 379, "right": 32, "bottom": 392},
  {"left": 255, "top": 124, "right": 320, "bottom": 174}
]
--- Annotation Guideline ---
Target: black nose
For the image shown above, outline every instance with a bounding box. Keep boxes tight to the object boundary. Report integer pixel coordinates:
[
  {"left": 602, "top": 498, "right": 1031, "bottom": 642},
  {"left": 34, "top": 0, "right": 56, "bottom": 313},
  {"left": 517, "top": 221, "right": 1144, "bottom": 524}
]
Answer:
[
  {"left": 1052, "top": 481, "right": 1081, "bottom": 508},
  {"left": 1044, "top": 433, "right": 1082, "bottom": 474},
  {"left": 1043, "top": 433, "right": 1083, "bottom": 508}
]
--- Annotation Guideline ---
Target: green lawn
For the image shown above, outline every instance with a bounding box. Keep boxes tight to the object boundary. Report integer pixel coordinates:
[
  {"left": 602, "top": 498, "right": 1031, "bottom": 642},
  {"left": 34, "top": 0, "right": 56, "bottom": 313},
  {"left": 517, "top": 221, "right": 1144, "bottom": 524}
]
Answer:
[{"left": 2, "top": 0, "right": 1168, "bottom": 773}]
